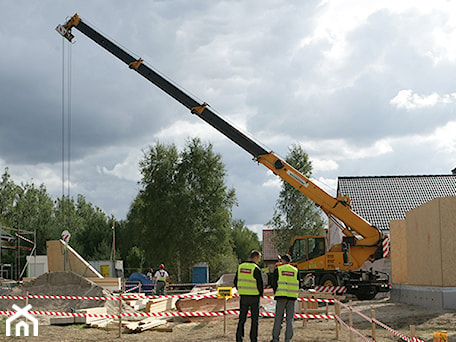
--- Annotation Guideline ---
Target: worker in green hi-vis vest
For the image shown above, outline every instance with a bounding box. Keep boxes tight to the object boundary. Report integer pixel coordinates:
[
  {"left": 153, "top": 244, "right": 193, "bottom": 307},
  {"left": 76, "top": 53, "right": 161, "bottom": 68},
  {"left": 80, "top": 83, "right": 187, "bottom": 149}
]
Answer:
[
  {"left": 270, "top": 254, "right": 299, "bottom": 342},
  {"left": 234, "top": 250, "right": 263, "bottom": 342}
]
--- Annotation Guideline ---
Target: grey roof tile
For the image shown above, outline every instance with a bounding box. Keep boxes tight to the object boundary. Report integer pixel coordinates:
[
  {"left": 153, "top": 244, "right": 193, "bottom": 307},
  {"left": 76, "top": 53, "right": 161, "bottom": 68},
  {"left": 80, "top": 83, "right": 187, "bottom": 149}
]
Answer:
[{"left": 337, "top": 175, "right": 456, "bottom": 232}]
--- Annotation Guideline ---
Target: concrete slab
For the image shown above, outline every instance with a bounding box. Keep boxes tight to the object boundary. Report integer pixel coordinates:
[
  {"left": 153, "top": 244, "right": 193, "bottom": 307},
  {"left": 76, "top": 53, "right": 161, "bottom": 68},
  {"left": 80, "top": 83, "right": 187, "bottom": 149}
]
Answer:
[{"left": 391, "top": 284, "right": 456, "bottom": 310}]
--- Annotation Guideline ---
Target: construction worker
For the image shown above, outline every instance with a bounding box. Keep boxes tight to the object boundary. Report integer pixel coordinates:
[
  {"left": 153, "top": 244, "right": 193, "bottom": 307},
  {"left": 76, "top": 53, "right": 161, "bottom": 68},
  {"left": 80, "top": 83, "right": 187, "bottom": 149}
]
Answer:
[
  {"left": 270, "top": 254, "right": 299, "bottom": 342},
  {"left": 234, "top": 250, "right": 263, "bottom": 342},
  {"left": 153, "top": 264, "right": 169, "bottom": 295},
  {"left": 146, "top": 268, "right": 154, "bottom": 280}
]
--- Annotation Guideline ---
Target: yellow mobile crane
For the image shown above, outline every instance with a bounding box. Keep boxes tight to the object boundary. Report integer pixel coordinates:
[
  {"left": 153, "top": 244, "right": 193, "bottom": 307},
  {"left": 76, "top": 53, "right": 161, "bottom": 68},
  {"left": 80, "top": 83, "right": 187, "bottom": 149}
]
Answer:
[{"left": 56, "top": 14, "right": 390, "bottom": 300}]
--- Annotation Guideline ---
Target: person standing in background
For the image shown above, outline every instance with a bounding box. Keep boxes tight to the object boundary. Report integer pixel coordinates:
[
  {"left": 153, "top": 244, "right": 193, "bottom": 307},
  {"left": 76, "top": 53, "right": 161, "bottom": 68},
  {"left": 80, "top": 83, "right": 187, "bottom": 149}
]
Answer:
[
  {"left": 146, "top": 268, "right": 154, "bottom": 280},
  {"left": 154, "top": 264, "right": 169, "bottom": 295}
]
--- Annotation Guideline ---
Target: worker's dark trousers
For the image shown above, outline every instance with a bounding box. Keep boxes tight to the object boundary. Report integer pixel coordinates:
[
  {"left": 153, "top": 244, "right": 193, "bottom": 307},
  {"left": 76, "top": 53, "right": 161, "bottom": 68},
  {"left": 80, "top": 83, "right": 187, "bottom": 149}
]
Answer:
[
  {"left": 155, "top": 281, "right": 166, "bottom": 295},
  {"left": 236, "top": 295, "right": 260, "bottom": 342},
  {"left": 271, "top": 298, "right": 296, "bottom": 342}
]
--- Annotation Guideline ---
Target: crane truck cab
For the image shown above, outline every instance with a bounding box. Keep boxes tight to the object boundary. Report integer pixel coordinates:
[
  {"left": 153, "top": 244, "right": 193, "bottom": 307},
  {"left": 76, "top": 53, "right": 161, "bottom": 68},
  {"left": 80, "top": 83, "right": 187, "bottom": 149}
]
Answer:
[{"left": 289, "top": 235, "right": 390, "bottom": 300}]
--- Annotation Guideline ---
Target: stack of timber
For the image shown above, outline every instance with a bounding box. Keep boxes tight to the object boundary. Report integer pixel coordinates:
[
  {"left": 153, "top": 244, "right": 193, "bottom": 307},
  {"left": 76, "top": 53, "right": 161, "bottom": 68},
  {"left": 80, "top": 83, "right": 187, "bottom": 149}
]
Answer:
[
  {"left": 175, "top": 287, "right": 274, "bottom": 314},
  {"left": 124, "top": 317, "right": 169, "bottom": 332},
  {"left": 124, "top": 294, "right": 177, "bottom": 312},
  {"left": 146, "top": 296, "right": 177, "bottom": 312},
  {"left": 81, "top": 307, "right": 114, "bottom": 328},
  {"left": 175, "top": 291, "right": 239, "bottom": 312}
]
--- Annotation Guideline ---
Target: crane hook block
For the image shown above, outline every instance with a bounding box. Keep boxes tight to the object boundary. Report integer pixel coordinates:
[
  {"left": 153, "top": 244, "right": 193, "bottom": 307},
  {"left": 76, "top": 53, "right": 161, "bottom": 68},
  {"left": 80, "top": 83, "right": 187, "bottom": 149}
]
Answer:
[
  {"left": 56, "top": 14, "right": 80, "bottom": 42},
  {"left": 129, "top": 59, "right": 143, "bottom": 70},
  {"left": 191, "top": 102, "right": 208, "bottom": 115}
]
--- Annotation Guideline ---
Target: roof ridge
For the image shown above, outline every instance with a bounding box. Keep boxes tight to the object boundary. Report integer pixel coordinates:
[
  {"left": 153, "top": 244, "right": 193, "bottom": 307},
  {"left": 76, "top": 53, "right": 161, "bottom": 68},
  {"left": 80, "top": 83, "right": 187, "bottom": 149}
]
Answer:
[{"left": 339, "top": 174, "right": 456, "bottom": 179}]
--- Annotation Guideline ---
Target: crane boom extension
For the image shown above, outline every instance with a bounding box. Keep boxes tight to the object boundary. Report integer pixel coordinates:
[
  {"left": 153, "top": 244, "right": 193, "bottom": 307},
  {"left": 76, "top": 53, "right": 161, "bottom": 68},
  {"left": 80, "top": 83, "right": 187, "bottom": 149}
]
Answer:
[{"left": 56, "top": 14, "right": 383, "bottom": 250}]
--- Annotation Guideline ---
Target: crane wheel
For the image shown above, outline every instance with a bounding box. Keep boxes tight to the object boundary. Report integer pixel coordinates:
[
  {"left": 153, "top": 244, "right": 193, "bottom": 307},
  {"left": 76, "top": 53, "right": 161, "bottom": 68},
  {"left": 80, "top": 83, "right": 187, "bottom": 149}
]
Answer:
[
  {"left": 319, "top": 274, "right": 338, "bottom": 287},
  {"left": 355, "top": 286, "right": 377, "bottom": 300}
]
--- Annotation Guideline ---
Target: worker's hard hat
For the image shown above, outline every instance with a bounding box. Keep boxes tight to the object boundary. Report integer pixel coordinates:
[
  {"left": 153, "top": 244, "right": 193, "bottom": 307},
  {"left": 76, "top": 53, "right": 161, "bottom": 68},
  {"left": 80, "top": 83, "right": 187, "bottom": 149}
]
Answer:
[{"left": 159, "top": 264, "right": 164, "bottom": 269}]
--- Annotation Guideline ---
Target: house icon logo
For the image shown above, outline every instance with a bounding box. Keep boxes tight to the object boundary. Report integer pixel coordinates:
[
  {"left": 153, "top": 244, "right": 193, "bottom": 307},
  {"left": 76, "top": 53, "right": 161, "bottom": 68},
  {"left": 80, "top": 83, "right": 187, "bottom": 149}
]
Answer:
[{"left": 6, "top": 304, "right": 39, "bottom": 336}]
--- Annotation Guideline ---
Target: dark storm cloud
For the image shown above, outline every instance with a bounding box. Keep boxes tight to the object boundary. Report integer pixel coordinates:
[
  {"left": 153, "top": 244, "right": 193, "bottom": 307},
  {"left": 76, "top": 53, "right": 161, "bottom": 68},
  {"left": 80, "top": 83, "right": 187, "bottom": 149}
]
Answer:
[{"left": 0, "top": 1, "right": 455, "bottom": 227}]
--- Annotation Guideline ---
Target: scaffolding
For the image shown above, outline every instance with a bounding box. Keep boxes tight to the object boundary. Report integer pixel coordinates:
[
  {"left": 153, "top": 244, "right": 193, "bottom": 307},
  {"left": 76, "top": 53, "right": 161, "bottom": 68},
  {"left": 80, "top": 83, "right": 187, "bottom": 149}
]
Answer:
[{"left": 0, "top": 224, "right": 36, "bottom": 281}]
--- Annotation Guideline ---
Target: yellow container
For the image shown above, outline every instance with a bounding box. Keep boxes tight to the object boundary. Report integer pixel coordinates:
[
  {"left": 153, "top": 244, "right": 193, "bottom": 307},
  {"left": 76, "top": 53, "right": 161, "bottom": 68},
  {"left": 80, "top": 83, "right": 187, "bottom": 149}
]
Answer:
[{"left": 433, "top": 331, "right": 448, "bottom": 342}]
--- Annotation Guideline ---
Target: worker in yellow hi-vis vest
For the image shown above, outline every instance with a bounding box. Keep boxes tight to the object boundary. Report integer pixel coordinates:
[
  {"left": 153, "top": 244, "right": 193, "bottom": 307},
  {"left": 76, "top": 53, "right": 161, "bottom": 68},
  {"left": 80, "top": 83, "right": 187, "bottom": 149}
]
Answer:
[
  {"left": 270, "top": 254, "right": 299, "bottom": 342},
  {"left": 234, "top": 250, "right": 263, "bottom": 342}
]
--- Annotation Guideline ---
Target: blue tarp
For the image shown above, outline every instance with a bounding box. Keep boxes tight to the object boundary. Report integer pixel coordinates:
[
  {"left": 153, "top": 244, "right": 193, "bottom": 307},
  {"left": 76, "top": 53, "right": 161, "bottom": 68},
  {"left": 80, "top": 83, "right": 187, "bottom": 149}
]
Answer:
[{"left": 126, "top": 272, "right": 154, "bottom": 293}]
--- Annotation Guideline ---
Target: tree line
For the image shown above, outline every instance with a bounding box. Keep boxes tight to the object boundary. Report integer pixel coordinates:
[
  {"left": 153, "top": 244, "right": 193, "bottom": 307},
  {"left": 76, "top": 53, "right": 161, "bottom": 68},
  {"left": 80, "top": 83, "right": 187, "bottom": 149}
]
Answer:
[{"left": 0, "top": 138, "right": 323, "bottom": 282}]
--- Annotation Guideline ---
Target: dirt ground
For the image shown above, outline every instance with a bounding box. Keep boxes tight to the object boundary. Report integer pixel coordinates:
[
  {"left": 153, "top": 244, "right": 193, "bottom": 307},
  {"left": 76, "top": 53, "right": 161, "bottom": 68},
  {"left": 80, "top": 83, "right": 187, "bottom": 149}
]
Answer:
[
  {"left": 0, "top": 297, "right": 454, "bottom": 342},
  {"left": 0, "top": 273, "right": 454, "bottom": 341}
]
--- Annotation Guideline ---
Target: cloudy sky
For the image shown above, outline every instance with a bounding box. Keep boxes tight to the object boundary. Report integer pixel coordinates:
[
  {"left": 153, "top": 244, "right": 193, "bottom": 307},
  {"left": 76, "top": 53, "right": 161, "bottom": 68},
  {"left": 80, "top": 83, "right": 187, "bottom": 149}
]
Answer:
[{"left": 1, "top": 1, "right": 455, "bottom": 235}]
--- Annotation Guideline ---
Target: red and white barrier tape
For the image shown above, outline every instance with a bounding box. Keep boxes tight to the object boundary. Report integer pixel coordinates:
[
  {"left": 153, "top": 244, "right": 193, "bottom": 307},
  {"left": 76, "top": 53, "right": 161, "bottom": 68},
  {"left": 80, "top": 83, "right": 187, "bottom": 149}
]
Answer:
[
  {"left": 0, "top": 294, "right": 334, "bottom": 303},
  {"left": 334, "top": 300, "right": 425, "bottom": 342},
  {"left": 0, "top": 295, "right": 118, "bottom": 301},
  {"left": 383, "top": 234, "right": 390, "bottom": 258},
  {"left": 335, "top": 315, "right": 373, "bottom": 342},
  {"left": 314, "top": 286, "right": 347, "bottom": 293},
  {"left": 0, "top": 310, "right": 334, "bottom": 320},
  {"left": 372, "top": 318, "right": 424, "bottom": 342},
  {"left": 124, "top": 284, "right": 140, "bottom": 293}
]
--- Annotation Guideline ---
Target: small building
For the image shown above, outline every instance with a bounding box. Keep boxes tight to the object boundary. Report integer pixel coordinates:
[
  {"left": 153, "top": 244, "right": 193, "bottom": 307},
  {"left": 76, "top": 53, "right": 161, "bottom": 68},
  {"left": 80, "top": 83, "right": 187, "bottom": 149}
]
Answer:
[
  {"left": 26, "top": 255, "right": 48, "bottom": 278},
  {"left": 262, "top": 229, "right": 280, "bottom": 273},
  {"left": 390, "top": 196, "right": 456, "bottom": 309}
]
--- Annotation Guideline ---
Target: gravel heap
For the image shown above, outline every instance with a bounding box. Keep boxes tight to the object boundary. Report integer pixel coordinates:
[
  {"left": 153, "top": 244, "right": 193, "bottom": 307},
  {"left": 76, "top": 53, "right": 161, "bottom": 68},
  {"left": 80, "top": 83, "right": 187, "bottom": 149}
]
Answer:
[{"left": 0, "top": 272, "right": 132, "bottom": 315}]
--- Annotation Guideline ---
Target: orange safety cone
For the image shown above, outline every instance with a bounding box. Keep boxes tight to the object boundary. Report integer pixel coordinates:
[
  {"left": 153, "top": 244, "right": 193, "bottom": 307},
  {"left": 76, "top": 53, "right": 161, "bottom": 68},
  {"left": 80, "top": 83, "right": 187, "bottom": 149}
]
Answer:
[{"left": 433, "top": 331, "right": 448, "bottom": 342}]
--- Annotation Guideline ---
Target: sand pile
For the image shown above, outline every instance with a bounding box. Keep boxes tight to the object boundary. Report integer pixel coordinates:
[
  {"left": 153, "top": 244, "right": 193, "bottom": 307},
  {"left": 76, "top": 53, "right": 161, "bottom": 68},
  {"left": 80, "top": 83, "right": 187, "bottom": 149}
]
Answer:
[{"left": 0, "top": 272, "right": 132, "bottom": 315}]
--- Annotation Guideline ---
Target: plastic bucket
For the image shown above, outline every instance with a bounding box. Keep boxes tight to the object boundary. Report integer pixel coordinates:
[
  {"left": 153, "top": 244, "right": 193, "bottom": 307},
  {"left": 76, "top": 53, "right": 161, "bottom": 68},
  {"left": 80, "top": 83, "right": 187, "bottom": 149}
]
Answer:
[{"left": 433, "top": 331, "right": 448, "bottom": 342}]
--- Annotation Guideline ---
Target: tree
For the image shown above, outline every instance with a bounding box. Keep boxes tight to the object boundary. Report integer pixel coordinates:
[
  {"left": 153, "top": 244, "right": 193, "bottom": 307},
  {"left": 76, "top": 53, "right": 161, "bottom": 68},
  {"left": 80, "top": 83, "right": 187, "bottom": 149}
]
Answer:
[
  {"left": 231, "top": 219, "right": 261, "bottom": 262},
  {"left": 74, "top": 195, "right": 113, "bottom": 260},
  {"left": 267, "top": 144, "right": 325, "bottom": 252},
  {"left": 0, "top": 168, "right": 117, "bottom": 276},
  {"left": 0, "top": 169, "right": 56, "bottom": 252},
  {"left": 0, "top": 168, "right": 57, "bottom": 278},
  {"left": 128, "top": 138, "right": 238, "bottom": 282},
  {"left": 126, "top": 246, "right": 145, "bottom": 274},
  {"left": 53, "top": 195, "right": 114, "bottom": 260}
]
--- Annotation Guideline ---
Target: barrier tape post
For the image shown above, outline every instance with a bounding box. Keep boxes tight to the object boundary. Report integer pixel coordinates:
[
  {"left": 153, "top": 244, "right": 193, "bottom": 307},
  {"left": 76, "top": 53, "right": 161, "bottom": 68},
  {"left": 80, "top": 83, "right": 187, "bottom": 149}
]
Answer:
[
  {"left": 302, "top": 301, "right": 307, "bottom": 327},
  {"left": 349, "top": 300, "right": 354, "bottom": 342},
  {"left": 371, "top": 309, "right": 376, "bottom": 341},
  {"left": 410, "top": 325, "right": 415, "bottom": 338},
  {"left": 217, "top": 286, "right": 232, "bottom": 335},
  {"left": 335, "top": 300, "right": 340, "bottom": 340},
  {"left": 118, "top": 294, "right": 122, "bottom": 338},
  {"left": 224, "top": 298, "right": 227, "bottom": 335}
]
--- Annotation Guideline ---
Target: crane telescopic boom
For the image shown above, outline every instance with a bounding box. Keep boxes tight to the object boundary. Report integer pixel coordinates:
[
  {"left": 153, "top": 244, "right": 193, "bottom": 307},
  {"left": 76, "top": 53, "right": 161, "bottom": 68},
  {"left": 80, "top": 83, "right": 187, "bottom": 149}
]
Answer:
[{"left": 56, "top": 13, "right": 385, "bottom": 256}]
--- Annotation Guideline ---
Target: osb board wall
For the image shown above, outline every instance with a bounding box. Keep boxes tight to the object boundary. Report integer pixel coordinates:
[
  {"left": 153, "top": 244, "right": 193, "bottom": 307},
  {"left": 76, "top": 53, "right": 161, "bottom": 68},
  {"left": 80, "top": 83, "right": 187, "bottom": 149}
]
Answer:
[
  {"left": 440, "top": 196, "right": 456, "bottom": 286},
  {"left": 405, "top": 196, "right": 456, "bottom": 287},
  {"left": 390, "top": 220, "right": 407, "bottom": 285},
  {"left": 46, "top": 240, "right": 102, "bottom": 278}
]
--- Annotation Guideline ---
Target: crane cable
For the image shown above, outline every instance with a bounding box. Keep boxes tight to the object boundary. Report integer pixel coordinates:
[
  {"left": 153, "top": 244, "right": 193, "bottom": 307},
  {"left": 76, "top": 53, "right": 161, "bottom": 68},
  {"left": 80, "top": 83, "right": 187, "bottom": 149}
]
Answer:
[{"left": 61, "top": 38, "right": 72, "bottom": 227}]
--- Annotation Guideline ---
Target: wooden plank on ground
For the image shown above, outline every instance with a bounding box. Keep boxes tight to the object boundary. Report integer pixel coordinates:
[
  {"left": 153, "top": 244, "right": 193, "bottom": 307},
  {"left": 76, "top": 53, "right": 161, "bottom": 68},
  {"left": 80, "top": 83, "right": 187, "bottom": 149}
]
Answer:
[
  {"left": 77, "top": 306, "right": 108, "bottom": 324},
  {"left": 125, "top": 317, "right": 167, "bottom": 332},
  {"left": 50, "top": 316, "right": 75, "bottom": 325},
  {"left": 87, "top": 318, "right": 113, "bottom": 328},
  {"left": 88, "top": 277, "right": 121, "bottom": 291}
]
